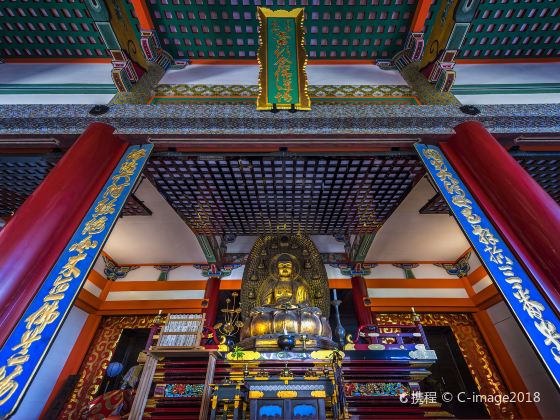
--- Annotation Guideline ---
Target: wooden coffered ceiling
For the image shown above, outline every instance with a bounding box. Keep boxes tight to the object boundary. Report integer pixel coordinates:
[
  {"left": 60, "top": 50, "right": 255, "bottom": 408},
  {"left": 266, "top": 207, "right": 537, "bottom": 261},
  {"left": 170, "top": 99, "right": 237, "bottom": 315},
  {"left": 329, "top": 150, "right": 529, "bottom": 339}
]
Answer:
[
  {"left": 1, "top": 0, "right": 558, "bottom": 62},
  {"left": 0, "top": 154, "right": 151, "bottom": 217},
  {"left": 144, "top": 152, "right": 425, "bottom": 235}
]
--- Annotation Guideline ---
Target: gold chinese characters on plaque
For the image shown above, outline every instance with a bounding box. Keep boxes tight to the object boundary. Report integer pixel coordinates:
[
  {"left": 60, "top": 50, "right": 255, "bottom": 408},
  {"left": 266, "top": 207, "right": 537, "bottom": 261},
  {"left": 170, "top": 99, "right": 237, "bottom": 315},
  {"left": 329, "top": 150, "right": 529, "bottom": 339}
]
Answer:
[{"left": 256, "top": 7, "right": 311, "bottom": 111}]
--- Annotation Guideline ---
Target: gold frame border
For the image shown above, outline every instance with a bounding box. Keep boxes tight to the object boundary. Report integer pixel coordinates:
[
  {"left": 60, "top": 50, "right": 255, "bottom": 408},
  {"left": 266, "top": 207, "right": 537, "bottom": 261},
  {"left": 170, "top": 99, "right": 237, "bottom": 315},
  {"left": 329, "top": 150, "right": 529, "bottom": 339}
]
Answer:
[{"left": 256, "top": 7, "right": 311, "bottom": 111}]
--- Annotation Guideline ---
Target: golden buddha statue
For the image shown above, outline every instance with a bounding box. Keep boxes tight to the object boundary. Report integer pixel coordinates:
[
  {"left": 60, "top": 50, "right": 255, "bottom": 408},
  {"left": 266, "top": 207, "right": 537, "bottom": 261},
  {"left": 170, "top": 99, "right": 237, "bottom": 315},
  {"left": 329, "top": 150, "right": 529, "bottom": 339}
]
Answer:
[
  {"left": 239, "top": 244, "right": 335, "bottom": 351},
  {"left": 262, "top": 257, "right": 310, "bottom": 308}
]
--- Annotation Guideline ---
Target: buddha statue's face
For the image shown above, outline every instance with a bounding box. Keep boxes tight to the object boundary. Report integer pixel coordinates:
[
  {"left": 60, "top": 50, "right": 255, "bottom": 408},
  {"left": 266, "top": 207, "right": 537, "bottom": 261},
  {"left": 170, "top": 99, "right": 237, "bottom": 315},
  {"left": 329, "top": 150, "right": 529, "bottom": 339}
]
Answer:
[{"left": 277, "top": 261, "right": 293, "bottom": 278}]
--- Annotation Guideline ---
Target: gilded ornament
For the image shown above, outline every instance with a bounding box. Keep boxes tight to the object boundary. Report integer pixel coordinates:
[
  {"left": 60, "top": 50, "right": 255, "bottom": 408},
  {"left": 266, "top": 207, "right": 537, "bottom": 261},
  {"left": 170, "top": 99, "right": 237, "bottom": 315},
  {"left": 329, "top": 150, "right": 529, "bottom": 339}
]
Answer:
[
  {"left": 435, "top": 251, "right": 471, "bottom": 278},
  {"left": 225, "top": 350, "right": 261, "bottom": 361},
  {"left": 61, "top": 315, "right": 160, "bottom": 418},
  {"left": 240, "top": 236, "right": 330, "bottom": 317},
  {"left": 249, "top": 390, "right": 264, "bottom": 399},
  {"left": 310, "top": 350, "right": 344, "bottom": 360},
  {"left": 277, "top": 390, "right": 298, "bottom": 398},
  {"left": 311, "top": 390, "right": 326, "bottom": 398}
]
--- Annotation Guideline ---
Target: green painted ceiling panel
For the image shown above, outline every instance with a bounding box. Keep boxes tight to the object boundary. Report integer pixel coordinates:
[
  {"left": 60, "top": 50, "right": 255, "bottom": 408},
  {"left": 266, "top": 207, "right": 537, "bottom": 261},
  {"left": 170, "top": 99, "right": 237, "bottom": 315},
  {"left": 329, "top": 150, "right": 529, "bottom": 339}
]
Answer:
[
  {"left": 0, "top": 0, "right": 109, "bottom": 59},
  {"left": 422, "top": 0, "right": 444, "bottom": 42},
  {"left": 460, "top": 0, "right": 560, "bottom": 60},
  {"left": 147, "top": 0, "right": 418, "bottom": 60},
  {"left": 124, "top": 0, "right": 143, "bottom": 43},
  {"left": 2, "top": 0, "right": 557, "bottom": 63}
]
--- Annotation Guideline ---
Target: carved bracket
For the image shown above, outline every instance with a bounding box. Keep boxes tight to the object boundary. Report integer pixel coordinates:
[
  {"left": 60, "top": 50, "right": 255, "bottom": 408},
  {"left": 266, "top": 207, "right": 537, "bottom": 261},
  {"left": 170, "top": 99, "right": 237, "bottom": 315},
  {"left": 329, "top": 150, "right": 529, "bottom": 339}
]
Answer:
[
  {"left": 392, "top": 263, "right": 419, "bottom": 279},
  {"left": 193, "top": 263, "right": 241, "bottom": 278},
  {"left": 140, "top": 30, "right": 188, "bottom": 70},
  {"left": 103, "top": 255, "right": 139, "bottom": 280},
  {"left": 434, "top": 250, "right": 471, "bottom": 278},
  {"left": 377, "top": 32, "right": 425, "bottom": 71},
  {"left": 84, "top": 0, "right": 145, "bottom": 93},
  {"left": 154, "top": 264, "right": 180, "bottom": 281},
  {"left": 330, "top": 263, "right": 377, "bottom": 277}
]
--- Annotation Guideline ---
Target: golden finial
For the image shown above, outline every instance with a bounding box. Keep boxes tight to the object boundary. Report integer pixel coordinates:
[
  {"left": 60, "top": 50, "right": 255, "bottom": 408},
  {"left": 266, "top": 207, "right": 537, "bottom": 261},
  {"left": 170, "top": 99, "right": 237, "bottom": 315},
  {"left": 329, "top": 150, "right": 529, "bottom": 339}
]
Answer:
[{"left": 411, "top": 306, "right": 420, "bottom": 323}]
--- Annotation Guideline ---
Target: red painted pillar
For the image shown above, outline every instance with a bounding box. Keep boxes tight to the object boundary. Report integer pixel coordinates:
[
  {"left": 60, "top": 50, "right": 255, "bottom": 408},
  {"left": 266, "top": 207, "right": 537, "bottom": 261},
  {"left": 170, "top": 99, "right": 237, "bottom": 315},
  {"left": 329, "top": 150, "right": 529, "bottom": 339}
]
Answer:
[
  {"left": 0, "top": 123, "right": 128, "bottom": 346},
  {"left": 441, "top": 121, "right": 560, "bottom": 311},
  {"left": 351, "top": 275, "right": 373, "bottom": 326},
  {"left": 203, "top": 276, "right": 221, "bottom": 328}
]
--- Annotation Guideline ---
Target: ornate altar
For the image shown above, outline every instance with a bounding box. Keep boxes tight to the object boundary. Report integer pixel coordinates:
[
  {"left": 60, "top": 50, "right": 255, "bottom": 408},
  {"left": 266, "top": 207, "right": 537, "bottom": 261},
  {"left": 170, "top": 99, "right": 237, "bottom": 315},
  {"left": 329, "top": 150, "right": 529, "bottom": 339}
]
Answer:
[
  {"left": 119, "top": 236, "right": 446, "bottom": 419},
  {"left": 238, "top": 235, "right": 335, "bottom": 351},
  {"left": 210, "top": 353, "right": 344, "bottom": 420}
]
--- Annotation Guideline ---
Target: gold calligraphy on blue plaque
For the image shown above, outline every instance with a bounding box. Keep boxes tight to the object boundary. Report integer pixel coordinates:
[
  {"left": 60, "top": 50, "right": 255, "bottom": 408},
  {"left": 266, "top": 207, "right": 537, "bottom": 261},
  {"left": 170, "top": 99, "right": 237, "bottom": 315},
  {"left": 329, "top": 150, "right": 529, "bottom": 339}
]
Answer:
[
  {"left": 416, "top": 143, "right": 560, "bottom": 388},
  {"left": 0, "top": 143, "right": 152, "bottom": 419}
]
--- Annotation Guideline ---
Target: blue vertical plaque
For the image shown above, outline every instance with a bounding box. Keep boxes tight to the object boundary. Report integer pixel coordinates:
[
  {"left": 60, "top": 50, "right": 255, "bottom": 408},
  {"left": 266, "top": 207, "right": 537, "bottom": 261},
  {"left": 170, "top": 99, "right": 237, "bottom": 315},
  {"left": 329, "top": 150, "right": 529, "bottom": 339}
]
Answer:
[
  {"left": 0, "top": 144, "right": 153, "bottom": 418},
  {"left": 416, "top": 143, "right": 560, "bottom": 388}
]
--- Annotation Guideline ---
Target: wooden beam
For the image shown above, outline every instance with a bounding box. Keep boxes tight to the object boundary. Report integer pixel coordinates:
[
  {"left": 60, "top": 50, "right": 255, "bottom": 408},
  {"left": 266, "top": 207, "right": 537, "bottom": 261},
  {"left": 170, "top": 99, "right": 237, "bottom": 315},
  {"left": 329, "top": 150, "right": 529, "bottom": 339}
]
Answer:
[
  {"left": 129, "top": 0, "right": 155, "bottom": 30},
  {"left": 97, "top": 308, "right": 202, "bottom": 315},
  {"left": 109, "top": 280, "right": 207, "bottom": 292},
  {"left": 467, "top": 265, "right": 488, "bottom": 286},
  {"left": 410, "top": 0, "right": 433, "bottom": 32},
  {"left": 456, "top": 58, "right": 560, "bottom": 64},
  {"left": 365, "top": 278, "right": 466, "bottom": 289},
  {"left": 87, "top": 270, "right": 108, "bottom": 290},
  {"left": 3, "top": 58, "right": 112, "bottom": 64},
  {"left": 472, "top": 284, "right": 500, "bottom": 308},
  {"left": 220, "top": 280, "right": 241, "bottom": 290},
  {"left": 76, "top": 289, "right": 102, "bottom": 312},
  {"left": 367, "top": 297, "right": 475, "bottom": 310},
  {"left": 99, "top": 299, "right": 203, "bottom": 312},
  {"left": 187, "top": 59, "right": 377, "bottom": 65},
  {"left": 372, "top": 305, "right": 477, "bottom": 313},
  {"left": 73, "top": 298, "right": 97, "bottom": 314}
]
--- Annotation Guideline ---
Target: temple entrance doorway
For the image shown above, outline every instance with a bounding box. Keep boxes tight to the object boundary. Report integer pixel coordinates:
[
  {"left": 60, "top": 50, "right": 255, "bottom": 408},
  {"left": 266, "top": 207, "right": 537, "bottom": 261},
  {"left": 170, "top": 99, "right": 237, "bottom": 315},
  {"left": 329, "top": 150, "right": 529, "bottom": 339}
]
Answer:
[
  {"left": 99, "top": 328, "right": 151, "bottom": 395},
  {"left": 424, "top": 326, "right": 489, "bottom": 419}
]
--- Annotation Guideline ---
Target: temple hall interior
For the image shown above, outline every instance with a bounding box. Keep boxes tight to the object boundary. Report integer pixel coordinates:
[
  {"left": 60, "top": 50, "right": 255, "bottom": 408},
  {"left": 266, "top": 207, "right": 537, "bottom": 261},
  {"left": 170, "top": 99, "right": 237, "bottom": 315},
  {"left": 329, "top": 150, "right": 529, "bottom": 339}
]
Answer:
[{"left": 0, "top": 0, "right": 559, "bottom": 419}]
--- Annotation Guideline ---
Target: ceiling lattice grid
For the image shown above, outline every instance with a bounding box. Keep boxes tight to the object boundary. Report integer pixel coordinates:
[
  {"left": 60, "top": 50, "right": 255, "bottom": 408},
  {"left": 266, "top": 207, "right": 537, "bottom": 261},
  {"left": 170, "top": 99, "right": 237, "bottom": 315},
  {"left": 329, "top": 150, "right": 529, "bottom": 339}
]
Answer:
[
  {"left": 419, "top": 192, "right": 450, "bottom": 215},
  {"left": 145, "top": 154, "right": 424, "bottom": 235},
  {"left": 421, "top": 0, "right": 444, "bottom": 44},
  {"left": 460, "top": 0, "right": 560, "bottom": 60},
  {"left": 0, "top": 155, "right": 150, "bottom": 217},
  {"left": 147, "top": 0, "right": 417, "bottom": 60},
  {"left": 516, "top": 155, "right": 560, "bottom": 201},
  {"left": 0, "top": 0, "right": 109, "bottom": 59},
  {"left": 124, "top": 0, "right": 143, "bottom": 42},
  {"left": 0, "top": 156, "right": 56, "bottom": 217}
]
